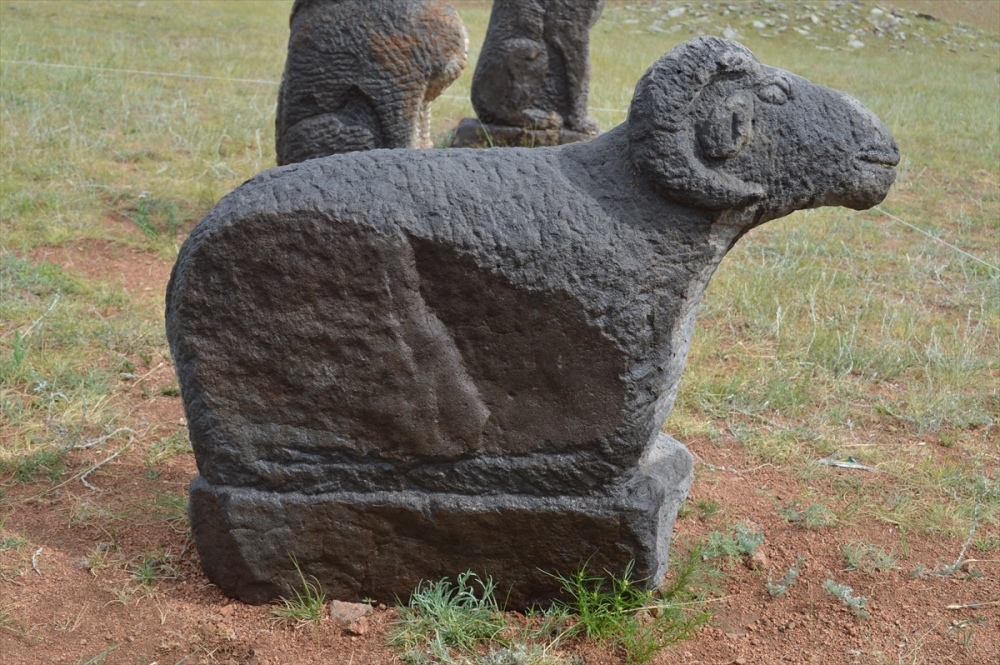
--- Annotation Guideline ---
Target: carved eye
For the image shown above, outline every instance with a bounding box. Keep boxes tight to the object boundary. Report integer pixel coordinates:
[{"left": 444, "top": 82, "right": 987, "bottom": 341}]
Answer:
[{"left": 757, "top": 79, "right": 791, "bottom": 105}]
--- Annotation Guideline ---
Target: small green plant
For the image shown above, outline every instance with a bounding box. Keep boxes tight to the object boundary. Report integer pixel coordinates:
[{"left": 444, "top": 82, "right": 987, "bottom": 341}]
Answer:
[
  {"left": 158, "top": 383, "right": 181, "bottom": 397},
  {"left": 11, "top": 330, "right": 25, "bottom": 369},
  {"left": 947, "top": 616, "right": 985, "bottom": 649},
  {"left": 271, "top": 555, "right": 327, "bottom": 627},
  {"left": 974, "top": 533, "right": 1000, "bottom": 552},
  {"left": 132, "top": 552, "right": 158, "bottom": 588},
  {"left": 552, "top": 551, "right": 710, "bottom": 664},
  {"left": 777, "top": 502, "right": 836, "bottom": 529},
  {"left": 1, "top": 535, "right": 28, "bottom": 550},
  {"left": 165, "top": 204, "right": 179, "bottom": 238},
  {"left": 822, "top": 579, "right": 869, "bottom": 619},
  {"left": 766, "top": 556, "right": 804, "bottom": 597},
  {"left": 133, "top": 196, "right": 158, "bottom": 239},
  {"left": 3, "top": 447, "right": 66, "bottom": 483},
  {"left": 392, "top": 571, "right": 505, "bottom": 659},
  {"left": 76, "top": 645, "right": 118, "bottom": 665},
  {"left": 675, "top": 502, "right": 693, "bottom": 519},
  {"left": 839, "top": 541, "right": 897, "bottom": 574},
  {"left": 145, "top": 429, "right": 192, "bottom": 465},
  {"left": 702, "top": 523, "right": 764, "bottom": 564},
  {"left": 1, "top": 604, "right": 28, "bottom": 636},
  {"left": 104, "top": 582, "right": 140, "bottom": 606},
  {"left": 695, "top": 499, "right": 720, "bottom": 519}
]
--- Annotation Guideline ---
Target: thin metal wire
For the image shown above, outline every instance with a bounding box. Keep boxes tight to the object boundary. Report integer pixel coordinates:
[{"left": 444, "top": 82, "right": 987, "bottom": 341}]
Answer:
[
  {"left": 3, "top": 59, "right": 995, "bottom": 272},
  {"left": 2, "top": 59, "right": 631, "bottom": 112},
  {"left": 0, "top": 58, "right": 281, "bottom": 86},
  {"left": 874, "top": 206, "right": 998, "bottom": 272}
]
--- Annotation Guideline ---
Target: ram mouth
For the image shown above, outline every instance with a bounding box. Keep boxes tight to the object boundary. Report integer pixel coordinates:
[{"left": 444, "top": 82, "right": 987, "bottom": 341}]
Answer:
[{"left": 856, "top": 148, "right": 900, "bottom": 169}]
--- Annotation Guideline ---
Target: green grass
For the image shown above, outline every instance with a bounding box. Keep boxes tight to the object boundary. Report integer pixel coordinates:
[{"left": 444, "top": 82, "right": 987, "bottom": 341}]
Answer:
[
  {"left": 839, "top": 541, "right": 899, "bottom": 574},
  {"left": 702, "top": 523, "right": 765, "bottom": 565},
  {"left": 271, "top": 556, "right": 327, "bottom": 627},
  {"left": 551, "top": 554, "right": 711, "bottom": 664},
  {"left": 777, "top": 501, "right": 838, "bottom": 529},
  {"left": 393, "top": 556, "right": 713, "bottom": 665},
  {"left": 392, "top": 571, "right": 507, "bottom": 663},
  {"left": 0, "top": 2, "right": 996, "bottom": 660}
]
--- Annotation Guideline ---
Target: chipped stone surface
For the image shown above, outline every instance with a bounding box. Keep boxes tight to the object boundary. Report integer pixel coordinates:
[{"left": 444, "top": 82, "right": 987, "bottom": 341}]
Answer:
[
  {"left": 275, "top": 0, "right": 467, "bottom": 164},
  {"left": 169, "top": 37, "right": 898, "bottom": 608}
]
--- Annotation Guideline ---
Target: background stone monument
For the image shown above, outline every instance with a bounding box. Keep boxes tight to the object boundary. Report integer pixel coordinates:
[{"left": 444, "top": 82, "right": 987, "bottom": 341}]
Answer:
[
  {"left": 452, "top": 0, "right": 605, "bottom": 148},
  {"left": 275, "top": 0, "right": 468, "bottom": 165},
  {"left": 168, "top": 38, "right": 898, "bottom": 607}
]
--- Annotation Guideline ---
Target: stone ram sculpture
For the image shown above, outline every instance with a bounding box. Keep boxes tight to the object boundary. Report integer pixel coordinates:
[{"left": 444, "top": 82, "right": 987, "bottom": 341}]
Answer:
[
  {"left": 167, "top": 37, "right": 898, "bottom": 607},
  {"left": 275, "top": 0, "right": 467, "bottom": 164}
]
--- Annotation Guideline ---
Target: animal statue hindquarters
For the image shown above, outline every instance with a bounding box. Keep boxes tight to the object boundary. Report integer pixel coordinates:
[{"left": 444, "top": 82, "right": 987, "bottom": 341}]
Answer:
[
  {"left": 167, "top": 38, "right": 898, "bottom": 607},
  {"left": 452, "top": 0, "right": 606, "bottom": 147},
  {"left": 275, "top": 0, "right": 467, "bottom": 164}
]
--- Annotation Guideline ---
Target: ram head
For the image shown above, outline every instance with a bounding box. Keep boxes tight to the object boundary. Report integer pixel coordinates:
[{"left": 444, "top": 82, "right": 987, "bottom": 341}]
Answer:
[{"left": 627, "top": 36, "right": 899, "bottom": 224}]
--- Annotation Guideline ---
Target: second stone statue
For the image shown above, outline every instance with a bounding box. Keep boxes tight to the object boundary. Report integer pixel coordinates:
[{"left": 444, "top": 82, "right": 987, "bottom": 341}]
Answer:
[
  {"left": 453, "top": 0, "right": 606, "bottom": 148},
  {"left": 275, "top": 0, "right": 468, "bottom": 165}
]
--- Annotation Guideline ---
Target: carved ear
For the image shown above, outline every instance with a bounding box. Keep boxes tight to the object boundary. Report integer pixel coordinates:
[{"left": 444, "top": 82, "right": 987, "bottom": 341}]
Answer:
[
  {"left": 699, "top": 91, "right": 754, "bottom": 160},
  {"left": 627, "top": 37, "right": 765, "bottom": 211}
]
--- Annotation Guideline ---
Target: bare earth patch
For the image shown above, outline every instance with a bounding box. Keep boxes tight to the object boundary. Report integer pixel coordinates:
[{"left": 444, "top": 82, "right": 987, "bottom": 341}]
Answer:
[{"left": 29, "top": 239, "right": 173, "bottom": 298}]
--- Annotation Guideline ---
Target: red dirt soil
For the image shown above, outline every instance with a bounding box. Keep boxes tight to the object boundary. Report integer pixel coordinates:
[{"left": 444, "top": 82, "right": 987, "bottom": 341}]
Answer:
[{"left": 2, "top": 242, "right": 996, "bottom": 664}]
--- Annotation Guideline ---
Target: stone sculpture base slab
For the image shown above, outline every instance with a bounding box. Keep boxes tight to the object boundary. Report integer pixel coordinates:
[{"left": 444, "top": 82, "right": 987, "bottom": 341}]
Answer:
[
  {"left": 188, "top": 434, "right": 693, "bottom": 608},
  {"left": 450, "top": 117, "right": 600, "bottom": 148}
]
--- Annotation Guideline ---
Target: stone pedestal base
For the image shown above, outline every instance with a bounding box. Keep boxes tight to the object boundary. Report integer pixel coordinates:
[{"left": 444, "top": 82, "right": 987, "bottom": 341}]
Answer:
[
  {"left": 187, "top": 434, "right": 693, "bottom": 608},
  {"left": 450, "top": 118, "right": 601, "bottom": 148}
]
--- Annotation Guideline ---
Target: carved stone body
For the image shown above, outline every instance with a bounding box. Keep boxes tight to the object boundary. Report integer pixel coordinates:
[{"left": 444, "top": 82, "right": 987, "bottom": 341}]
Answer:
[
  {"left": 453, "top": 0, "right": 605, "bottom": 147},
  {"left": 168, "top": 38, "right": 898, "bottom": 607},
  {"left": 275, "top": 0, "right": 467, "bottom": 165}
]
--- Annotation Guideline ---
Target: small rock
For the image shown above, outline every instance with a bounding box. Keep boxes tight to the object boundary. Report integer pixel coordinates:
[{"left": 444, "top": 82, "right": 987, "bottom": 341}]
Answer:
[
  {"left": 219, "top": 604, "right": 234, "bottom": 617},
  {"left": 723, "top": 28, "right": 738, "bottom": 39},
  {"left": 345, "top": 616, "right": 369, "bottom": 636},
  {"left": 667, "top": 7, "right": 685, "bottom": 19},
  {"left": 329, "top": 600, "right": 373, "bottom": 623},
  {"left": 753, "top": 21, "right": 765, "bottom": 29},
  {"left": 747, "top": 550, "right": 769, "bottom": 571},
  {"left": 848, "top": 38, "right": 865, "bottom": 48}
]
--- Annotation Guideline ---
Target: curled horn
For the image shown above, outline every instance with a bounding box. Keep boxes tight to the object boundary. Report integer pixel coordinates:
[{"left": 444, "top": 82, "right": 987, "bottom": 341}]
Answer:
[{"left": 627, "top": 37, "right": 766, "bottom": 210}]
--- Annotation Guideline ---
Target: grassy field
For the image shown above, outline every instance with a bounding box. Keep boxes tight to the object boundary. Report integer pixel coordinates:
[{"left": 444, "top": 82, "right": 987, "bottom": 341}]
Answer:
[{"left": 1, "top": 1, "right": 998, "bottom": 664}]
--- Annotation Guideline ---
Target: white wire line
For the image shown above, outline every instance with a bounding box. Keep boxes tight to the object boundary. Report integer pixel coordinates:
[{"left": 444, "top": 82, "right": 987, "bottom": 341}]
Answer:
[
  {"left": 874, "top": 206, "right": 999, "bottom": 272},
  {"left": 0, "top": 58, "right": 281, "bottom": 86},
  {"left": 2, "top": 60, "right": 993, "bottom": 270},
  {"left": 1, "top": 58, "right": 631, "bottom": 112}
]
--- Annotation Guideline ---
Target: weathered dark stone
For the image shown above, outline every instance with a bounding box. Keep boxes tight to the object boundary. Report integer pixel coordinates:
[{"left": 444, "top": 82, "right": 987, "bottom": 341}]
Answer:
[
  {"left": 275, "top": 0, "right": 467, "bottom": 165},
  {"left": 167, "top": 38, "right": 898, "bottom": 607},
  {"left": 453, "top": 0, "right": 605, "bottom": 148}
]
